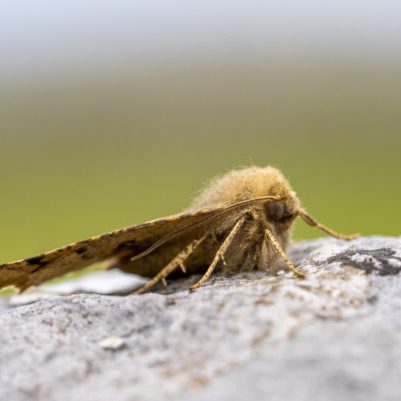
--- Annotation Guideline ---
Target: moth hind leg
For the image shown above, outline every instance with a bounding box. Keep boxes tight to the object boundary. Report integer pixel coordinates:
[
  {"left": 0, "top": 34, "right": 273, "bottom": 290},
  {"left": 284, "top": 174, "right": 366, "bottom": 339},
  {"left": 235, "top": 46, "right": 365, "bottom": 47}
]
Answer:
[{"left": 133, "top": 237, "right": 206, "bottom": 295}]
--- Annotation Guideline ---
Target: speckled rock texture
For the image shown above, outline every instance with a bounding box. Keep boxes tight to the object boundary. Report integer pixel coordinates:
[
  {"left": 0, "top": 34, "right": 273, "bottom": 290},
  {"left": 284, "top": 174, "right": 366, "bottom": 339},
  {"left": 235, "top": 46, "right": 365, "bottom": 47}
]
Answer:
[{"left": 1, "top": 236, "right": 401, "bottom": 401}]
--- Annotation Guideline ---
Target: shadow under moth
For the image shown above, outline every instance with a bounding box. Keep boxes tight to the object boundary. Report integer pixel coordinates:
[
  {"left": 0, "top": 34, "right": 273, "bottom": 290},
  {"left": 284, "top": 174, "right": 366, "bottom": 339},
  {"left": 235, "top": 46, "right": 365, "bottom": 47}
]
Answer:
[{"left": 0, "top": 166, "right": 357, "bottom": 294}]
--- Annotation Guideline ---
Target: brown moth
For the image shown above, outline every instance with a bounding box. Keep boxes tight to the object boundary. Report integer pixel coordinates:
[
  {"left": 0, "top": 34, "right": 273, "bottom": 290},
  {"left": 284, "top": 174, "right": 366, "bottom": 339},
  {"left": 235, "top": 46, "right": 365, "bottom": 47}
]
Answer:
[{"left": 0, "top": 166, "right": 357, "bottom": 294}]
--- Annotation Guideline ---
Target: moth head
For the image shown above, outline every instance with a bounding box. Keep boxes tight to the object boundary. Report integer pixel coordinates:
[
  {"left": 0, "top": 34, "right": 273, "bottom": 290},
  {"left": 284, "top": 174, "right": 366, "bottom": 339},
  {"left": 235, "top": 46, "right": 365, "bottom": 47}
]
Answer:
[
  {"left": 264, "top": 190, "right": 300, "bottom": 230},
  {"left": 262, "top": 191, "right": 300, "bottom": 252},
  {"left": 262, "top": 168, "right": 300, "bottom": 230}
]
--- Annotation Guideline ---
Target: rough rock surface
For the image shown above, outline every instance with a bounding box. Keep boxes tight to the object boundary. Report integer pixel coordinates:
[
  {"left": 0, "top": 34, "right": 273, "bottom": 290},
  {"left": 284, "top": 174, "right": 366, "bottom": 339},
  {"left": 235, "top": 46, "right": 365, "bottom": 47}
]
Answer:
[{"left": 1, "top": 236, "right": 401, "bottom": 401}]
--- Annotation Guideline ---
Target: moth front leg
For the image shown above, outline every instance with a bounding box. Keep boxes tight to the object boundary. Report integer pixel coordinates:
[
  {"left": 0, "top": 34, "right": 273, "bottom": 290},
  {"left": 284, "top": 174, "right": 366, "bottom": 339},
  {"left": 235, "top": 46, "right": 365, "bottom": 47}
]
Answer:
[{"left": 264, "top": 228, "right": 305, "bottom": 277}]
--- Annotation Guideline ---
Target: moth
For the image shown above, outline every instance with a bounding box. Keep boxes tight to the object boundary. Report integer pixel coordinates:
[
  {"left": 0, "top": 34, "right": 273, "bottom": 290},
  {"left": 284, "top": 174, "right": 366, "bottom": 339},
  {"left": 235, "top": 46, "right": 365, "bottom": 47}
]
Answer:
[{"left": 0, "top": 166, "right": 357, "bottom": 295}]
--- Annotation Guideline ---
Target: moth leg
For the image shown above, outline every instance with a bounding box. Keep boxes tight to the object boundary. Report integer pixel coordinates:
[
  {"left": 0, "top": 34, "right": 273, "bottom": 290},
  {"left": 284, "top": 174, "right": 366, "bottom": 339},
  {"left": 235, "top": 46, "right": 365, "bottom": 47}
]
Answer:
[
  {"left": 189, "top": 214, "right": 248, "bottom": 291},
  {"left": 133, "top": 237, "right": 206, "bottom": 295},
  {"left": 265, "top": 228, "right": 306, "bottom": 278},
  {"left": 299, "top": 209, "right": 359, "bottom": 240}
]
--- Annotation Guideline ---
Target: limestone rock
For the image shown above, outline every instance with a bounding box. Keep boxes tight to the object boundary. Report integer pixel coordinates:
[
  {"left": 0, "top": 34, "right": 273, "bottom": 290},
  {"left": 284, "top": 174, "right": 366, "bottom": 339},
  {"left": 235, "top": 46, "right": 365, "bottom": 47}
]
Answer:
[{"left": 1, "top": 236, "right": 400, "bottom": 401}]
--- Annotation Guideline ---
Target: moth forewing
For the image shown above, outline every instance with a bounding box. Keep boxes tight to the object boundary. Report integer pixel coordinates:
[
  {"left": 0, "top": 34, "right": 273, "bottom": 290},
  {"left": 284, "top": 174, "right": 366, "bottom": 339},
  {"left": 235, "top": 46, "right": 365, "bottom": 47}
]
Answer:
[{"left": 0, "top": 207, "right": 239, "bottom": 292}]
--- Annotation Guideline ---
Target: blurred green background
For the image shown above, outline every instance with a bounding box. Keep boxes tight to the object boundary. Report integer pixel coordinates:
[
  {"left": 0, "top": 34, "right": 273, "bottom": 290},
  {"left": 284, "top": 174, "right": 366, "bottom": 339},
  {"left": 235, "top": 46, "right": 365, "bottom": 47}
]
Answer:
[{"left": 1, "top": 1, "right": 400, "bottom": 265}]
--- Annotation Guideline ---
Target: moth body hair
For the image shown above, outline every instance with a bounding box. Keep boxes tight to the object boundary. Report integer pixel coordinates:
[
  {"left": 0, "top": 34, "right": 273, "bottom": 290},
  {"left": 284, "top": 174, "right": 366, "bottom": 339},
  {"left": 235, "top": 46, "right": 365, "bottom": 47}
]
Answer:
[{"left": 190, "top": 166, "right": 299, "bottom": 212}]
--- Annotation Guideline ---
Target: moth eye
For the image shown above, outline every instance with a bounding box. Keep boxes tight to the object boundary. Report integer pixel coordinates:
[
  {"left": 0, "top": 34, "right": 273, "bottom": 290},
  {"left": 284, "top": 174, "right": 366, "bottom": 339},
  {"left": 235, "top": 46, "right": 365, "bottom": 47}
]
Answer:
[
  {"left": 265, "top": 201, "right": 293, "bottom": 223},
  {"left": 266, "top": 201, "right": 284, "bottom": 220}
]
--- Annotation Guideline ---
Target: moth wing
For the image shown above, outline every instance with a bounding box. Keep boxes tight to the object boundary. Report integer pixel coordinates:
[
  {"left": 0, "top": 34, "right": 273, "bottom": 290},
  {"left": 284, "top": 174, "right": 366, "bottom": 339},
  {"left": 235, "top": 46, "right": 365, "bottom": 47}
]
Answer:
[{"left": 0, "top": 209, "right": 225, "bottom": 292}]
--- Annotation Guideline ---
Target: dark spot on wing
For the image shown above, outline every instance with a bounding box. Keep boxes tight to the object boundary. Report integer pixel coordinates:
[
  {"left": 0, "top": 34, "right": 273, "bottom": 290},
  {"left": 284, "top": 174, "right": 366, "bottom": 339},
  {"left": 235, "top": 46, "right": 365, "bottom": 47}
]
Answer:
[
  {"left": 25, "top": 254, "right": 49, "bottom": 272},
  {"left": 115, "top": 240, "right": 139, "bottom": 252},
  {"left": 25, "top": 255, "right": 46, "bottom": 266},
  {"left": 75, "top": 247, "right": 87, "bottom": 255}
]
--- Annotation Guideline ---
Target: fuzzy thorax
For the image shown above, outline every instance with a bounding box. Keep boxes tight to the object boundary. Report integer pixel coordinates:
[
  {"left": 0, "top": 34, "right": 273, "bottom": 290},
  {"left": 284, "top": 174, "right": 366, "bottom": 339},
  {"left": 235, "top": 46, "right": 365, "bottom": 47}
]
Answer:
[{"left": 189, "top": 166, "right": 300, "bottom": 212}]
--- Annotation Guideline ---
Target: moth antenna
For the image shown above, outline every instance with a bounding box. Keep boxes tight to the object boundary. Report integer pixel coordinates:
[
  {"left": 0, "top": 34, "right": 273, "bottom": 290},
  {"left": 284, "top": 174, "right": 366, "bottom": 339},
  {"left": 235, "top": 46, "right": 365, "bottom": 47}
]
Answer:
[
  {"left": 130, "top": 195, "right": 281, "bottom": 263},
  {"left": 189, "top": 214, "right": 248, "bottom": 291},
  {"left": 298, "top": 209, "right": 359, "bottom": 241},
  {"left": 133, "top": 237, "right": 206, "bottom": 295}
]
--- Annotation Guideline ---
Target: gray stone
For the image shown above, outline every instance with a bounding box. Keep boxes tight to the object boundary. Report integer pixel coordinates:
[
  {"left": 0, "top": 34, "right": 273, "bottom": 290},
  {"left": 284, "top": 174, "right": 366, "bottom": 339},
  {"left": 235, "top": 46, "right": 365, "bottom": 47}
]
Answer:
[
  {"left": 8, "top": 269, "right": 146, "bottom": 307},
  {"left": 1, "top": 236, "right": 401, "bottom": 401}
]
